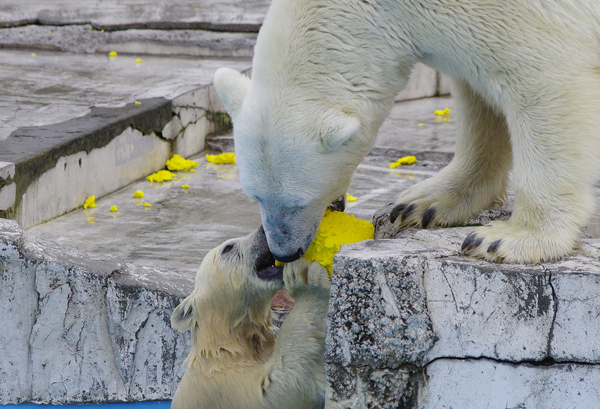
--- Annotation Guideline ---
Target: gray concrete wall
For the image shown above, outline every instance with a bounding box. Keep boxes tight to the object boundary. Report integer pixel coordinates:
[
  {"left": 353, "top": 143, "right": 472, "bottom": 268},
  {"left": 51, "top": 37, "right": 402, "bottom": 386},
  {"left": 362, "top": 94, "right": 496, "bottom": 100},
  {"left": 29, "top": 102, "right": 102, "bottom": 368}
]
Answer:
[
  {"left": 0, "top": 218, "right": 190, "bottom": 404},
  {"left": 325, "top": 230, "right": 600, "bottom": 409}
]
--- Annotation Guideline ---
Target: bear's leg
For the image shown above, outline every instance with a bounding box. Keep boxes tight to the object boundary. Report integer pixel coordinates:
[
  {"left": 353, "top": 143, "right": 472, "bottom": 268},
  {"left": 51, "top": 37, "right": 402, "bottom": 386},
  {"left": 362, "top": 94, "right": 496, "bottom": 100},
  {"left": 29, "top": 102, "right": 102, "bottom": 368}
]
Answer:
[
  {"left": 259, "top": 259, "right": 329, "bottom": 409},
  {"left": 391, "top": 78, "right": 512, "bottom": 228},
  {"left": 463, "top": 80, "right": 600, "bottom": 263}
]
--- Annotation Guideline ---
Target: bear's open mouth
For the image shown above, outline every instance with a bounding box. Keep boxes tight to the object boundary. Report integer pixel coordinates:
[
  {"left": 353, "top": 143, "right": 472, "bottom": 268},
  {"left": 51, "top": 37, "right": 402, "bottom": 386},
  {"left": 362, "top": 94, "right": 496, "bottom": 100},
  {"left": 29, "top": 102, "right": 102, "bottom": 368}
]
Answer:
[{"left": 255, "top": 251, "right": 284, "bottom": 280}]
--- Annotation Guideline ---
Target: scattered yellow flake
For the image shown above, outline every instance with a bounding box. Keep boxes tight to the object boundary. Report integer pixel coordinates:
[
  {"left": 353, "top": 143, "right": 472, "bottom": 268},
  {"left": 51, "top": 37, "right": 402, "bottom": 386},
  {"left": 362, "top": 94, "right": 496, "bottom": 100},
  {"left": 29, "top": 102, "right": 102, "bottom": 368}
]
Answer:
[
  {"left": 31, "top": 52, "right": 36, "bottom": 56},
  {"left": 346, "top": 193, "right": 357, "bottom": 202},
  {"left": 146, "top": 170, "right": 176, "bottom": 182},
  {"left": 109, "top": 51, "right": 117, "bottom": 57},
  {"left": 434, "top": 107, "right": 451, "bottom": 116},
  {"left": 389, "top": 156, "right": 417, "bottom": 168},
  {"left": 143, "top": 202, "right": 151, "bottom": 207},
  {"left": 304, "top": 210, "right": 374, "bottom": 275},
  {"left": 101, "top": 29, "right": 105, "bottom": 33},
  {"left": 132, "top": 190, "right": 144, "bottom": 198},
  {"left": 206, "top": 152, "right": 236, "bottom": 164},
  {"left": 181, "top": 184, "right": 190, "bottom": 189},
  {"left": 134, "top": 101, "right": 142, "bottom": 105},
  {"left": 190, "top": 169, "right": 196, "bottom": 173},
  {"left": 166, "top": 154, "right": 199, "bottom": 171},
  {"left": 110, "top": 205, "right": 118, "bottom": 212},
  {"left": 419, "top": 123, "right": 424, "bottom": 127},
  {"left": 83, "top": 196, "right": 98, "bottom": 209},
  {"left": 47, "top": 30, "right": 52, "bottom": 34},
  {"left": 135, "top": 58, "right": 142, "bottom": 64},
  {"left": 195, "top": 8, "right": 199, "bottom": 11}
]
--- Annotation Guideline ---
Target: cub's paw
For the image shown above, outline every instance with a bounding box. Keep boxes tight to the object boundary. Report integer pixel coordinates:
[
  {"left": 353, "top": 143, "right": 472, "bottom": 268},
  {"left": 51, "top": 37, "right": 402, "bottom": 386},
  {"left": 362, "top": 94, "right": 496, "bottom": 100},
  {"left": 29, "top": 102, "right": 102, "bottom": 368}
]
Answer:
[
  {"left": 461, "top": 221, "right": 576, "bottom": 264},
  {"left": 284, "top": 258, "right": 330, "bottom": 298}
]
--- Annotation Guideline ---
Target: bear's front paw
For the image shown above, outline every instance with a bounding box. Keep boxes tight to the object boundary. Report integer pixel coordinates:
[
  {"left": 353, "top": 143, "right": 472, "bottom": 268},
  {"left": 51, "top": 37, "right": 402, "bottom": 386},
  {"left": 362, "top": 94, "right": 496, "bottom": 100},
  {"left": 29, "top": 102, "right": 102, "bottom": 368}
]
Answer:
[
  {"left": 461, "top": 221, "right": 577, "bottom": 264},
  {"left": 284, "top": 258, "right": 330, "bottom": 298}
]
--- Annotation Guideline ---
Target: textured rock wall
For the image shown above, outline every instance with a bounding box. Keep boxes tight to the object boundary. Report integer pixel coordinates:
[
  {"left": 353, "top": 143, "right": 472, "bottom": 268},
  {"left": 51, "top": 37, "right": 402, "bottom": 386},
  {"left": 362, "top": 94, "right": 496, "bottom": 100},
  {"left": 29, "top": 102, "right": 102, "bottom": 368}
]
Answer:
[
  {"left": 0, "top": 219, "right": 191, "bottom": 404},
  {"left": 325, "top": 229, "right": 600, "bottom": 408}
]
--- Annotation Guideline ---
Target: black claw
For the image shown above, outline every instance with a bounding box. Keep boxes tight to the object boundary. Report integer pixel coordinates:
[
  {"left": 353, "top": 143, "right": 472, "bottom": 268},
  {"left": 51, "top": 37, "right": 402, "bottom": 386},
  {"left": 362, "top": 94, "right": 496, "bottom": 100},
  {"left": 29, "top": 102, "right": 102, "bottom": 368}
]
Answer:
[
  {"left": 422, "top": 208, "right": 437, "bottom": 229},
  {"left": 328, "top": 196, "right": 346, "bottom": 212},
  {"left": 390, "top": 204, "right": 407, "bottom": 224},
  {"left": 461, "top": 233, "right": 476, "bottom": 251},
  {"left": 401, "top": 203, "right": 417, "bottom": 223},
  {"left": 487, "top": 239, "right": 502, "bottom": 253},
  {"left": 473, "top": 237, "right": 484, "bottom": 249}
]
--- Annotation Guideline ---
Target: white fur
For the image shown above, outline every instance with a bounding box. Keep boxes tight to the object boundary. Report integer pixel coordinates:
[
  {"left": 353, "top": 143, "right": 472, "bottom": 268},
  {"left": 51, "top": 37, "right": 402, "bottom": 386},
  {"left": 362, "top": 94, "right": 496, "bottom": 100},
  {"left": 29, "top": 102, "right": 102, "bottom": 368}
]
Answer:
[
  {"left": 171, "top": 230, "right": 330, "bottom": 409},
  {"left": 215, "top": 0, "right": 600, "bottom": 264}
]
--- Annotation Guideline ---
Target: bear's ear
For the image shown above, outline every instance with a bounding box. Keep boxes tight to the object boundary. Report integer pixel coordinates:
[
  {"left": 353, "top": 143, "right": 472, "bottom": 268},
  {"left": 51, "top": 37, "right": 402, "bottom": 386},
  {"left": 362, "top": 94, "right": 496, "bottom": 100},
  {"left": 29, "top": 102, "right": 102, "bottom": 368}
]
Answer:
[
  {"left": 171, "top": 296, "right": 196, "bottom": 331},
  {"left": 213, "top": 67, "right": 251, "bottom": 121},
  {"left": 321, "top": 115, "right": 361, "bottom": 151}
]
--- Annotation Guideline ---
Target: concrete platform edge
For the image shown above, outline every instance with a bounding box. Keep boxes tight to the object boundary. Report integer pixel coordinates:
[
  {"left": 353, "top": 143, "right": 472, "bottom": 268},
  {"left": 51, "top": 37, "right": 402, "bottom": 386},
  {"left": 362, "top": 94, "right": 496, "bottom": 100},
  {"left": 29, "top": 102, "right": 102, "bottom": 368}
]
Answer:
[{"left": 0, "top": 68, "right": 249, "bottom": 229}]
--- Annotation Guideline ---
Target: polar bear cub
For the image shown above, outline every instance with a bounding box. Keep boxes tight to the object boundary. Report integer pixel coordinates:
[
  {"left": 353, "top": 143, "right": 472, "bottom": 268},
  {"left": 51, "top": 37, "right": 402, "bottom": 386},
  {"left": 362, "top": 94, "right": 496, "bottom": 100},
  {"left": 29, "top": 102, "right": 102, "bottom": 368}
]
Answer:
[
  {"left": 214, "top": 0, "right": 600, "bottom": 264},
  {"left": 170, "top": 226, "right": 330, "bottom": 409}
]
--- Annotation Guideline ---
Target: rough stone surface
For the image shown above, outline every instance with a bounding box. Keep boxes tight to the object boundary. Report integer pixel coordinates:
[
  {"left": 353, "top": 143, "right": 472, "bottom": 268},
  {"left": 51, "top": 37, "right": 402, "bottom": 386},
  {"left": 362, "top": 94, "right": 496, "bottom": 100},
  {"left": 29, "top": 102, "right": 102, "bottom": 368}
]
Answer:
[
  {"left": 325, "top": 234, "right": 600, "bottom": 408},
  {"left": 419, "top": 358, "right": 600, "bottom": 409},
  {"left": 0, "top": 218, "right": 189, "bottom": 404}
]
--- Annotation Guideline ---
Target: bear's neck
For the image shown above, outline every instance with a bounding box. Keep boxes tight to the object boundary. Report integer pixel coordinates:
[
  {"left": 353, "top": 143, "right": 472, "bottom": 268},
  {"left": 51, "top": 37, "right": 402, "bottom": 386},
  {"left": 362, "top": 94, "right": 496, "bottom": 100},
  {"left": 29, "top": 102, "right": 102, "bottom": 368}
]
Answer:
[{"left": 187, "top": 310, "right": 276, "bottom": 374}]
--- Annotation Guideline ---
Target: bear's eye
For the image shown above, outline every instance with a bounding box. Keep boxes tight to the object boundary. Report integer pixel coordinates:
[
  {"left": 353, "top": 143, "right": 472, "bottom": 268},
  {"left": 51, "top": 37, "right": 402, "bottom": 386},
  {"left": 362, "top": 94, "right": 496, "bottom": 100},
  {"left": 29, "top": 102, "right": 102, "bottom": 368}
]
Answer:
[{"left": 222, "top": 243, "right": 235, "bottom": 255}]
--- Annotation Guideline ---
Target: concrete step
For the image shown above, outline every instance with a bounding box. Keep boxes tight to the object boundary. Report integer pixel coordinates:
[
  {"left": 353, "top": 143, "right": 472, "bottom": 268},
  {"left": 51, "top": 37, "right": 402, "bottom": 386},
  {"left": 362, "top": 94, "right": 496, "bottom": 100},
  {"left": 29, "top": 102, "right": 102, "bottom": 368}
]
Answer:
[
  {"left": 0, "top": 49, "right": 251, "bottom": 229},
  {"left": 0, "top": 0, "right": 269, "bottom": 32}
]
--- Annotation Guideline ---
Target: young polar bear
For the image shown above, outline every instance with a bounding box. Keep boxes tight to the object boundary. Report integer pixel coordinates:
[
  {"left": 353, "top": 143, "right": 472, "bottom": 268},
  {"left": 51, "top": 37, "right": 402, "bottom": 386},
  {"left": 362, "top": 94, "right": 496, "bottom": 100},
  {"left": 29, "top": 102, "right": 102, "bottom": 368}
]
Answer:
[
  {"left": 170, "top": 226, "right": 330, "bottom": 409},
  {"left": 214, "top": 0, "right": 600, "bottom": 264}
]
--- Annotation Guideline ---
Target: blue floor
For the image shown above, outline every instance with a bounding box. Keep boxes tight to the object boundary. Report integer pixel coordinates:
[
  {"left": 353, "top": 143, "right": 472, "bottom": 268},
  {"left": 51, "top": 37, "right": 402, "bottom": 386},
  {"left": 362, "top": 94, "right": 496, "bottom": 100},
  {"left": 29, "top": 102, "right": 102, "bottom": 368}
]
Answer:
[{"left": 1, "top": 403, "right": 170, "bottom": 408}]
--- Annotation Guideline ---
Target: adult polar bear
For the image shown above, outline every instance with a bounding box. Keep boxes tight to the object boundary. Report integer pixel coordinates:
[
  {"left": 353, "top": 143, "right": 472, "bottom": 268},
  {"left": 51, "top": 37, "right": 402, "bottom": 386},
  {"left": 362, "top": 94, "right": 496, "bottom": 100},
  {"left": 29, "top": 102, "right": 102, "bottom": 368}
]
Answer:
[{"left": 215, "top": 0, "right": 600, "bottom": 264}]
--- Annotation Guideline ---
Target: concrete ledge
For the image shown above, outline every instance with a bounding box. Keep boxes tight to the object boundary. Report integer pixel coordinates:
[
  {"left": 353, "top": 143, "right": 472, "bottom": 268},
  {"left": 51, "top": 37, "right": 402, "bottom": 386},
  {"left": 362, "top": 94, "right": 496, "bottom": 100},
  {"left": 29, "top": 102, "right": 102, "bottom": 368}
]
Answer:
[
  {"left": 325, "top": 232, "right": 600, "bottom": 408},
  {"left": 0, "top": 25, "right": 257, "bottom": 58},
  {"left": 0, "top": 66, "right": 246, "bottom": 229},
  {"left": 0, "top": 218, "right": 190, "bottom": 404}
]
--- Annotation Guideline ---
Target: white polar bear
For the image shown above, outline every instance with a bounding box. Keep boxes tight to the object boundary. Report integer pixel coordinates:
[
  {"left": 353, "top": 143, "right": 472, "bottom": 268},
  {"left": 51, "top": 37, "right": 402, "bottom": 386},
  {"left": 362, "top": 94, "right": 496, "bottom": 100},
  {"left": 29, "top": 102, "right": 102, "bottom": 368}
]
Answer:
[
  {"left": 214, "top": 0, "right": 600, "bottom": 264},
  {"left": 170, "top": 226, "right": 330, "bottom": 409}
]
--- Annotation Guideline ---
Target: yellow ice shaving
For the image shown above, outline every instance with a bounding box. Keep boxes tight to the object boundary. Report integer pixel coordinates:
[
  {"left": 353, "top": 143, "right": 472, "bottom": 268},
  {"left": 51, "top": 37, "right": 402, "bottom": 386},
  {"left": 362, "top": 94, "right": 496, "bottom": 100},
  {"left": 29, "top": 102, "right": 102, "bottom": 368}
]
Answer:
[
  {"left": 133, "top": 190, "right": 144, "bottom": 198},
  {"left": 134, "top": 101, "right": 141, "bottom": 105},
  {"left": 109, "top": 51, "right": 117, "bottom": 57},
  {"left": 303, "top": 210, "right": 374, "bottom": 275},
  {"left": 143, "top": 202, "right": 151, "bottom": 207},
  {"left": 146, "top": 170, "right": 176, "bottom": 182},
  {"left": 434, "top": 107, "right": 450, "bottom": 116},
  {"left": 346, "top": 193, "right": 357, "bottom": 202},
  {"left": 206, "top": 152, "right": 236, "bottom": 164},
  {"left": 110, "top": 205, "right": 118, "bottom": 212},
  {"left": 166, "top": 154, "right": 199, "bottom": 171},
  {"left": 389, "top": 156, "right": 417, "bottom": 168},
  {"left": 135, "top": 58, "right": 142, "bottom": 63},
  {"left": 181, "top": 184, "right": 190, "bottom": 189},
  {"left": 83, "top": 196, "right": 97, "bottom": 209}
]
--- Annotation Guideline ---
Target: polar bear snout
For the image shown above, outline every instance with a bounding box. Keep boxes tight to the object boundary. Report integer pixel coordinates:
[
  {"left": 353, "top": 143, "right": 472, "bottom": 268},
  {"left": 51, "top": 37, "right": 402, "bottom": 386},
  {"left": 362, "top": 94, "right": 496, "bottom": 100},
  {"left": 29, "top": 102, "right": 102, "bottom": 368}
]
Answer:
[{"left": 259, "top": 205, "right": 322, "bottom": 263}]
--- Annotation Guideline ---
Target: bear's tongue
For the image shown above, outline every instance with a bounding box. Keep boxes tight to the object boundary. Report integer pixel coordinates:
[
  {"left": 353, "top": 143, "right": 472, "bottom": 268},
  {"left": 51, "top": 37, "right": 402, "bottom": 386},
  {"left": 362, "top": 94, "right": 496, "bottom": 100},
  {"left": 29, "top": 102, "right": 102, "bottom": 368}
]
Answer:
[
  {"left": 257, "top": 265, "right": 284, "bottom": 279},
  {"left": 256, "top": 252, "right": 284, "bottom": 279}
]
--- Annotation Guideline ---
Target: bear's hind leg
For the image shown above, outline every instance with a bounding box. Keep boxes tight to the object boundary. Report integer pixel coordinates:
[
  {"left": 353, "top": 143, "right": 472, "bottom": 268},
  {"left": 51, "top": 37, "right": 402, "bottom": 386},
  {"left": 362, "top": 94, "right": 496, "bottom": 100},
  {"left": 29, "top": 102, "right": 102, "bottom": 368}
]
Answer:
[
  {"left": 463, "top": 76, "right": 600, "bottom": 263},
  {"left": 391, "top": 78, "right": 512, "bottom": 228}
]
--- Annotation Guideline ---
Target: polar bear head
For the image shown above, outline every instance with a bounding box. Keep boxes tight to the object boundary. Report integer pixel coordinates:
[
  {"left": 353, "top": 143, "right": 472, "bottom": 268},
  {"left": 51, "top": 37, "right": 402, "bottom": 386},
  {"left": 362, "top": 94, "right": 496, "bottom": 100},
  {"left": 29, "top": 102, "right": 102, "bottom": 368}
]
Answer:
[
  {"left": 171, "top": 226, "right": 284, "bottom": 368},
  {"left": 214, "top": 68, "right": 372, "bottom": 262}
]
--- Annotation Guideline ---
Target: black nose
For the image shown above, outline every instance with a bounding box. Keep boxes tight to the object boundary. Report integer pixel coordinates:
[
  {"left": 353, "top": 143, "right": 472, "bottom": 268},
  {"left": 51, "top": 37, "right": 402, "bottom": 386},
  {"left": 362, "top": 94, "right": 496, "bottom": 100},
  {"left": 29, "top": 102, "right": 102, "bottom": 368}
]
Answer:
[{"left": 273, "top": 248, "right": 303, "bottom": 263}]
